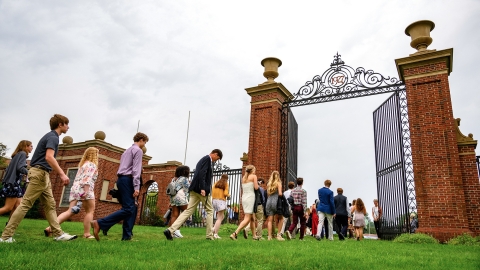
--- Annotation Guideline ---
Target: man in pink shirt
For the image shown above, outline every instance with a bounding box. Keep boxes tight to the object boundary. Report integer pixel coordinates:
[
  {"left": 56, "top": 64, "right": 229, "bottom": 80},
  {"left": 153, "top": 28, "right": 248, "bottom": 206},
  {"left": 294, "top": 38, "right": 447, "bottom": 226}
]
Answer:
[{"left": 91, "top": 132, "right": 148, "bottom": 241}]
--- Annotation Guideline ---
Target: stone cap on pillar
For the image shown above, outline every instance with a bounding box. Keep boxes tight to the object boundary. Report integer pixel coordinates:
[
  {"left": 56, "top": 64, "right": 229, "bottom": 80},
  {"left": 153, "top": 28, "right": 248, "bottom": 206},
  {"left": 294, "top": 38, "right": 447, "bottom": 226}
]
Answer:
[
  {"left": 395, "top": 20, "right": 453, "bottom": 81},
  {"left": 245, "top": 57, "right": 293, "bottom": 104}
]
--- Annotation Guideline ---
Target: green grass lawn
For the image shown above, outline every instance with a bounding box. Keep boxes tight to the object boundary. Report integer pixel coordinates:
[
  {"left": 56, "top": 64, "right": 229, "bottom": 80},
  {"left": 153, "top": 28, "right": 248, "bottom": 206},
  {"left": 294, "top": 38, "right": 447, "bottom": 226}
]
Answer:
[{"left": 1, "top": 216, "right": 479, "bottom": 270}]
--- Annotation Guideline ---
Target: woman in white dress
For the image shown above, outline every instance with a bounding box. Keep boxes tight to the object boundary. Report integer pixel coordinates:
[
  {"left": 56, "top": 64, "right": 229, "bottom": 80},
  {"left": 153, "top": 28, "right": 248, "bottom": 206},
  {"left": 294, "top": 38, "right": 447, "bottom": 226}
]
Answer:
[{"left": 230, "top": 165, "right": 259, "bottom": 240}]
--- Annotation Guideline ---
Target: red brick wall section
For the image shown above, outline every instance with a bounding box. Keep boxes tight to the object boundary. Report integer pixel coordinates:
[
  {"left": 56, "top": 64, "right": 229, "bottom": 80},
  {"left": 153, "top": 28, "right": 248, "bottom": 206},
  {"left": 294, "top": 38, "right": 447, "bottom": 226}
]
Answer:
[
  {"left": 403, "top": 61, "right": 473, "bottom": 241},
  {"left": 140, "top": 165, "right": 177, "bottom": 223},
  {"left": 458, "top": 144, "right": 480, "bottom": 235}
]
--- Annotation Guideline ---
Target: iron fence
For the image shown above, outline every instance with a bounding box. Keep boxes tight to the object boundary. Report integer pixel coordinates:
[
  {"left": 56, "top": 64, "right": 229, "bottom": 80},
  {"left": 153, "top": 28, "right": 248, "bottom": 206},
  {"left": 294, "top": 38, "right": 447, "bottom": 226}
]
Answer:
[
  {"left": 477, "top": 156, "right": 480, "bottom": 179},
  {"left": 183, "top": 164, "right": 243, "bottom": 228}
]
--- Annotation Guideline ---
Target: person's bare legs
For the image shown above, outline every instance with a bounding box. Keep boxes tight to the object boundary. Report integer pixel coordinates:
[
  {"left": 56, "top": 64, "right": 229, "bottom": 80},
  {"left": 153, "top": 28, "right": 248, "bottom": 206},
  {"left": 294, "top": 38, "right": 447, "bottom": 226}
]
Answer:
[
  {"left": 213, "top": 210, "right": 224, "bottom": 234},
  {"left": 359, "top": 226, "right": 364, "bottom": 240},
  {"left": 170, "top": 205, "right": 187, "bottom": 226},
  {"left": 276, "top": 214, "right": 284, "bottom": 240},
  {"left": 233, "top": 213, "right": 253, "bottom": 235},
  {"left": 0, "top": 197, "right": 18, "bottom": 216},
  {"left": 45, "top": 200, "right": 76, "bottom": 233},
  {"left": 83, "top": 199, "right": 95, "bottom": 237},
  {"left": 249, "top": 215, "right": 256, "bottom": 238},
  {"left": 267, "top": 215, "right": 274, "bottom": 239}
]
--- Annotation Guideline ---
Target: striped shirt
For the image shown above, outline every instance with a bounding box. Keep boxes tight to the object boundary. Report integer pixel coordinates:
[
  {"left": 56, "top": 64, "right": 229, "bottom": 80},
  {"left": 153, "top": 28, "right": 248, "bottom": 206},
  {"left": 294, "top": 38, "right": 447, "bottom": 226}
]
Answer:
[{"left": 291, "top": 186, "right": 308, "bottom": 213}]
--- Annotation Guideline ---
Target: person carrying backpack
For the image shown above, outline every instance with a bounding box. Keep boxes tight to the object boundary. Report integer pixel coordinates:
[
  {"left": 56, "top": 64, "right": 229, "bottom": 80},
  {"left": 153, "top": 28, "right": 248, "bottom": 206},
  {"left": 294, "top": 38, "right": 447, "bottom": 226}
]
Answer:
[{"left": 166, "top": 165, "right": 191, "bottom": 238}]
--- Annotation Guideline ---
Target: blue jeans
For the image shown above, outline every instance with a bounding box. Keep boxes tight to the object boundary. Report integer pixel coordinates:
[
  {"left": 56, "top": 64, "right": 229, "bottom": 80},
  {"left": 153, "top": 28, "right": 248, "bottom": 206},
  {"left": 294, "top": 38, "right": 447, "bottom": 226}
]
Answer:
[{"left": 98, "top": 175, "right": 136, "bottom": 240}]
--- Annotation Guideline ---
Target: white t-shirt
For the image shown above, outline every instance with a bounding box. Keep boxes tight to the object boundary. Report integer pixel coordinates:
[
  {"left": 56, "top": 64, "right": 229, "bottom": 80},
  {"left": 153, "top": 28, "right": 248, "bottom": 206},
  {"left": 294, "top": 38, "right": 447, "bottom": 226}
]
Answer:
[{"left": 284, "top": 189, "right": 293, "bottom": 205}]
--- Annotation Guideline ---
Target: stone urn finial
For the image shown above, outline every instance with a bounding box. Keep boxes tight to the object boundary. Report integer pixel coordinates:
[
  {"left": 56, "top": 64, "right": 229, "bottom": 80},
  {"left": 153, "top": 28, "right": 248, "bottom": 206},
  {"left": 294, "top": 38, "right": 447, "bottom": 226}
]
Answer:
[
  {"left": 62, "top": 136, "right": 73, "bottom": 144},
  {"left": 142, "top": 146, "right": 147, "bottom": 154},
  {"left": 94, "top": 131, "right": 106, "bottom": 140},
  {"left": 405, "top": 20, "right": 435, "bottom": 52},
  {"left": 261, "top": 57, "right": 282, "bottom": 83}
]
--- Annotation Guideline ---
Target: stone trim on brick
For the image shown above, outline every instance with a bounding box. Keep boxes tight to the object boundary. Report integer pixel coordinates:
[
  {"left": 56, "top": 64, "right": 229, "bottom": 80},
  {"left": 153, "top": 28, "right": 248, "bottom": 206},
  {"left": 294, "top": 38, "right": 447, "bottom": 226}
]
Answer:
[{"left": 395, "top": 48, "right": 453, "bottom": 81}]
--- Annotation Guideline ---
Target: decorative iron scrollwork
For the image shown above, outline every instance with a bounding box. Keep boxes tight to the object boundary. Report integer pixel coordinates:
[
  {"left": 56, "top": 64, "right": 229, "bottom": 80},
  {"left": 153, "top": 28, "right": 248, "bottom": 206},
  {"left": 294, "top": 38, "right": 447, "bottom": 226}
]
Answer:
[
  {"left": 289, "top": 53, "right": 405, "bottom": 107},
  {"left": 213, "top": 161, "right": 230, "bottom": 171}
]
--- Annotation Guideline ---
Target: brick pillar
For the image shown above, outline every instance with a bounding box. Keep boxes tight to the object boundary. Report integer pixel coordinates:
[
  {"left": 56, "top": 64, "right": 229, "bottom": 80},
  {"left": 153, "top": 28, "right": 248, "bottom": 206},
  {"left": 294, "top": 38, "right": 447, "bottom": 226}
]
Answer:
[
  {"left": 455, "top": 119, "right": 479, "bottom": 236},
  {"left": 245, "top": 57, "right": 292, "bottom": 181},
  {"left": 395, "top": 21, "right": 473, "bottom": 241}
]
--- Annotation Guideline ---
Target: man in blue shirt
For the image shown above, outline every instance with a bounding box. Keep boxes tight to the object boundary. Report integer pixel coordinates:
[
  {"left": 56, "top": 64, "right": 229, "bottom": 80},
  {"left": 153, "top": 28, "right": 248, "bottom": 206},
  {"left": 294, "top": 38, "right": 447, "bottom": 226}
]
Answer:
[{"left": 316, "top": 179, "right": 336, "bottom": 241}]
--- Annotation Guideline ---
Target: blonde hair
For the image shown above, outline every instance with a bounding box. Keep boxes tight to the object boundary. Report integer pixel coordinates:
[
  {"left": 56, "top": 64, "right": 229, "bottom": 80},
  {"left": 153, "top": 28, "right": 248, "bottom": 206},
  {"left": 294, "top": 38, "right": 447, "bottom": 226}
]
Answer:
[
  {"left": 79, "top": 147, "right": 99, "bottom": 167},
  {"left": 267, "top": 171, "right": 280, "bottom": 195},
  {"left": 242, "top": 165, "right": 255, "bottom": 182}
]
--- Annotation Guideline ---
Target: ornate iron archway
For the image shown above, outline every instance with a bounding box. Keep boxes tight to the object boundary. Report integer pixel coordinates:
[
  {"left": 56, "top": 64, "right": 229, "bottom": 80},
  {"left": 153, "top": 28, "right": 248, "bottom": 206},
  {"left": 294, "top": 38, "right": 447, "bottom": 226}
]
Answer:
[{"left": 280, "top": 53, "right": 416, "bottom": 238}]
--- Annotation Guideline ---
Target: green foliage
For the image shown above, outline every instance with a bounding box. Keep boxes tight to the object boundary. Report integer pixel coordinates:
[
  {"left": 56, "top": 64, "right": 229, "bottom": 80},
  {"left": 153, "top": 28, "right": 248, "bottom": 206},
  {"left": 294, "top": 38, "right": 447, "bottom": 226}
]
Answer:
[
  {"left": 0, "top": 142, "right": 7, "bottom": 167},
  {"left": 393, "top": 233, "right": 439, "bottom": 244},
  {"left": 447, "top": 233, "right": 480, "bottom": 246}
]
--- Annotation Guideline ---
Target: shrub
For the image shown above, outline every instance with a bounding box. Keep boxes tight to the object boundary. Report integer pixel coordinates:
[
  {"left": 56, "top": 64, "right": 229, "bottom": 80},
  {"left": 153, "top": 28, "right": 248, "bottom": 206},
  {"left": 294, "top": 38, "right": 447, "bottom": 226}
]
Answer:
[
  {"left": 447, "top": 233, "right": 480, "bottom": 246},
  {"left": 393, "top": 233, "right": 439, "bottom": 244}
]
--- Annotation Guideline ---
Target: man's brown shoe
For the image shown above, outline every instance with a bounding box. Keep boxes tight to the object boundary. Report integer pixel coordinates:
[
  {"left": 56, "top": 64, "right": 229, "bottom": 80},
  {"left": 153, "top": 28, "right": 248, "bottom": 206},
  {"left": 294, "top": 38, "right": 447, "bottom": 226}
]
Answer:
[{"left": 91, "top": 220, "right": 100, "bottom": 241}]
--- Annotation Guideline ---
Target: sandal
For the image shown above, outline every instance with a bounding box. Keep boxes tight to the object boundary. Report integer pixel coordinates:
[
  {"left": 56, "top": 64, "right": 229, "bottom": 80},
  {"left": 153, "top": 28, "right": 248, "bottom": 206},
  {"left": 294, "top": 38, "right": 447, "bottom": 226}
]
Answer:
[
  {"left": 229, "top": 232, "right": 238, "bottom": 240},
  {"left": 83, "top": 235, "right": 96, "bottom": 239},
  {"left": 44, "top": 228, "right": 52, "bottom": 237}
]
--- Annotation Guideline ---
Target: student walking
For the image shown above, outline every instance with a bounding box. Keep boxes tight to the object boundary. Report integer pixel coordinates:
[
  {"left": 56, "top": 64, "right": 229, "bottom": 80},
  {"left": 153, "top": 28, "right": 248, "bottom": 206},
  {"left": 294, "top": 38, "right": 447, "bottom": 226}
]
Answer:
[
  {"left": 372, "top": 199, "right": 382, "bottom": 239},
  {"left": 265, "top": 171, "right": 285, "bottom": 241},
  {"left": 1, "top": 114, "right": 77, "bottom": 242},
  {"left": 316, "top": 179, "right": 336, "bottom": 241},
  {"left": 167, "top": 166, "right": 191, "bottom": 238},
  {"left": 212, "top": 174, "right": 229, "bottom": 239},
  {"left": 285, "top": 178, "right": 308, "bottom": 241},
  {"left": 352, "top": 198, "right": 367, "bottom": 241},
  {"left": 230, "top": 165, "right": 258, "bottom": 240},
  {"left": 0, "top": 140, "right": 33, "bottom": 220},
  {"left": 163, "top": 149, "right": 223, "bottom": 241},
  {"left": 44, "top": 147, "right": 99, "bottom": 239},
  {"left": 334, "top": 188, "right": 349, "bottom": 240},
  {"left": 91, "top": 132, "right": 149, "bottom": 241}
]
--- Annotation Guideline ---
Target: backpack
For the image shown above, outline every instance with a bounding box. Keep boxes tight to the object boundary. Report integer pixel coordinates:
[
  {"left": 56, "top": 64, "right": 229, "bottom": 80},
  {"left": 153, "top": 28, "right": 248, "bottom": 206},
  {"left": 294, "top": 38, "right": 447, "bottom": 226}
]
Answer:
[{"left": 166, "top": 178, "right": 177, "bottom": 196}]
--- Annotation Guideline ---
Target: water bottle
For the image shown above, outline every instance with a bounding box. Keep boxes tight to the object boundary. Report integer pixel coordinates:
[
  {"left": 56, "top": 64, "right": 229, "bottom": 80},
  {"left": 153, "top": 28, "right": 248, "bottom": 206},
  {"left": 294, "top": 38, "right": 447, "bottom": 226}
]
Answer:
[{"left": 71, "top": 193, "right": 84, "bottom": 214}]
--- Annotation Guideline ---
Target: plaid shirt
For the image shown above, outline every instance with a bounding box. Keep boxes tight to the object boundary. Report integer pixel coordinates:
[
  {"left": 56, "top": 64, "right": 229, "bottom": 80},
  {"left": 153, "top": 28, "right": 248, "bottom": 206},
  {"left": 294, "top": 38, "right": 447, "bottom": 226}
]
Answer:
[{"left": 291, "top": 186, "right": 308, "bottom": 213}]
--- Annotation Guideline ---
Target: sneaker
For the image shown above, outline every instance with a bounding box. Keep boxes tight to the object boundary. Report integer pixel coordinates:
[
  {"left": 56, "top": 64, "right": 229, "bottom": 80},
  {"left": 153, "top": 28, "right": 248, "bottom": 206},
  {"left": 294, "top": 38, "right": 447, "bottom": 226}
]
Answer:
[
  {"left": 163, "top": 229, "right": 173, "bottom": 241},
  {"left": 276, "top": 234, "right": 285, "bottom": 241},
  {"left": 173, "top": 230, "right": 183, "bottom": 238},
  {"left": 315, "top": 235, "right": 321, "bottom": 241},
  {"left": 54, "top": 233, "right": 77, "bottom": 241},
  {"left": 214, "top": 234, "right": 221, "bottom": 239},
  {"left": 285, "top": 231, "right": 292, "bottom": 240},
  {"left": 0, "top": 237, "right": 15, "bottom": 243}
]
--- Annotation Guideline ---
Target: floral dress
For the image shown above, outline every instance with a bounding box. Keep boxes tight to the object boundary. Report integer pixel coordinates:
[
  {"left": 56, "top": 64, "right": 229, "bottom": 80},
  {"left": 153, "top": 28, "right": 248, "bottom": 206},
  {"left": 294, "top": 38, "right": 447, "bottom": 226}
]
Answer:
[
  {"left": 169, "top": 176, "right": 191, "bottom": 207},
  {"left": 0, "top": 151, "right": 28, "bottom": 198},
  {"left": 69, "top": 161, "right": 98, "bottom": 201}
]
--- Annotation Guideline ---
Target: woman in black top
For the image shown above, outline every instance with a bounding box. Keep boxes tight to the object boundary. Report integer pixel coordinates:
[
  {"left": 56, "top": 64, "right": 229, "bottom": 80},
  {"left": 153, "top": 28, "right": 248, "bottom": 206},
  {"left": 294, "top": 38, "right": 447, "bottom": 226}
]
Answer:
[{"left": 0, "top": 140, "right": 33, "bottom": 218}]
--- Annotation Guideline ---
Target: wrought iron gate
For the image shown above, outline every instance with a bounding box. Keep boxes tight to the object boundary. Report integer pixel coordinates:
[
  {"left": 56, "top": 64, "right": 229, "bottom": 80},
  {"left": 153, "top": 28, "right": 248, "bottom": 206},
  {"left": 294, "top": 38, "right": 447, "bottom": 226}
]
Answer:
[
  {"left": 278, "top": 53, "right": 416, "bottom": 239},
  {"left": 476, "top": 156, "right": 480, "bottom": 178},
  {"left": 373, "top": 91, "right": 414, "bottom": 239},
  {"left": 140, "top": 182, "right": 159, "bottom": 225}
]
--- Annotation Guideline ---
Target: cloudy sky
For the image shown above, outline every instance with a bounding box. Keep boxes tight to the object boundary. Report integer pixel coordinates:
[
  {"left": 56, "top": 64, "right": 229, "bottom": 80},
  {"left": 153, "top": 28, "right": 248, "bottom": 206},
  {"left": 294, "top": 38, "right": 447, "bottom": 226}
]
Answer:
[{"left": 1, "top": 0, "right": 479, "bottom": 213}]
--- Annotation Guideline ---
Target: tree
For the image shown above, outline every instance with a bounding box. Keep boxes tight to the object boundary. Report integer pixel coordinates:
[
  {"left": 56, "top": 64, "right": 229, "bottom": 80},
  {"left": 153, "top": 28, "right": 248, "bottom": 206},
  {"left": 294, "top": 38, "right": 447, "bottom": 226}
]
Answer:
[{"left": 0, "top": 142, "right": 7, "bottom": 167}]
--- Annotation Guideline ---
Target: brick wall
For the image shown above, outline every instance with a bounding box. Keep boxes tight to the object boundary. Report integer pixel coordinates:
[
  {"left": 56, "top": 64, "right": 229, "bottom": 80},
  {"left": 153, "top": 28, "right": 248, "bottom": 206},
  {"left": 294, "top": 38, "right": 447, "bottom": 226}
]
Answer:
[
  {"left": 457, "top": 138, "right": 480, "bottom": 235},
  {"left": 400, "top": 53, "right": 475, "bottom": 241}
]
